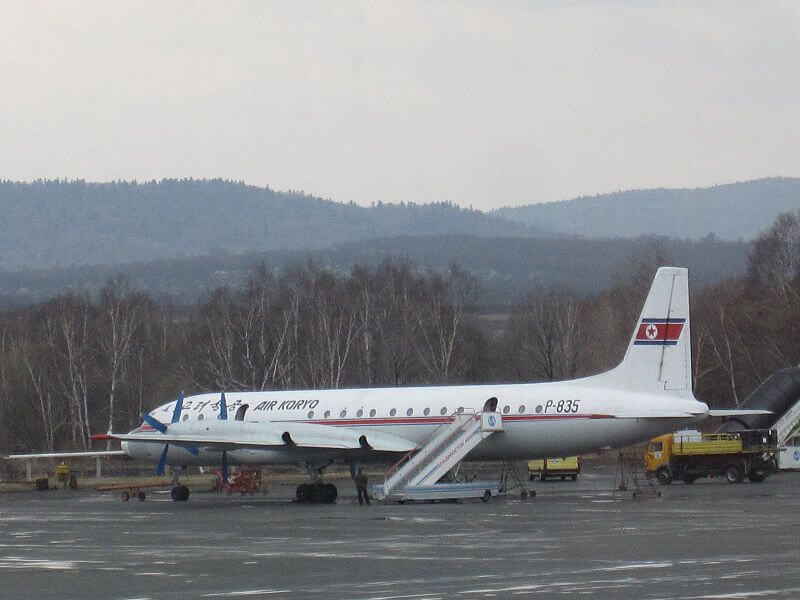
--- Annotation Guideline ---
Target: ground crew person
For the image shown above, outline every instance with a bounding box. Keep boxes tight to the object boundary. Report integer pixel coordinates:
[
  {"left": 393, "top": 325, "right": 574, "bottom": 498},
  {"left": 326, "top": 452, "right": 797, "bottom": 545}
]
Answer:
[{"left": 354, "top": 468, "right": 370, "bottom": 505}]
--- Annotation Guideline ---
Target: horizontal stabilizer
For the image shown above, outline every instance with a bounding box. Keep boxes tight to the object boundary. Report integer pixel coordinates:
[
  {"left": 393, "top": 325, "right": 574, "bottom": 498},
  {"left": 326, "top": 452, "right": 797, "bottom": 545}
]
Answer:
[
  {"left": 611, "top": 410, "right": 699, "bottom": 419},
  {"left": 708, "top": 409, "right": 773, "bottom": 417}
]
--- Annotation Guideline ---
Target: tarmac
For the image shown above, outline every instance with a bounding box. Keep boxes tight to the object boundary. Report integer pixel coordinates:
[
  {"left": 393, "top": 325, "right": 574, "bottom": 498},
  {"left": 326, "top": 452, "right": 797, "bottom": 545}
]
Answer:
[{"left": 2, "top": 465, "right": 800, "bottom": 600}]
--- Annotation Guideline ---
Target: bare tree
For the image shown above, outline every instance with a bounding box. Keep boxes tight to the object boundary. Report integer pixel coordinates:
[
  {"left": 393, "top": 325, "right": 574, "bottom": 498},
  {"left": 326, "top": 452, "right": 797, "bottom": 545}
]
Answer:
[{"left": 97, "top": 279, "right": 141, "bottom": 446}]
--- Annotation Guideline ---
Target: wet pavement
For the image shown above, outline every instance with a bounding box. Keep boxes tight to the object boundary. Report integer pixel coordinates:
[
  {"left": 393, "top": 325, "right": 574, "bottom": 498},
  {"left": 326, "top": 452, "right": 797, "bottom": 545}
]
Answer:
[{"left": 2, "top": 466, "right": 800, "bottom": 599}]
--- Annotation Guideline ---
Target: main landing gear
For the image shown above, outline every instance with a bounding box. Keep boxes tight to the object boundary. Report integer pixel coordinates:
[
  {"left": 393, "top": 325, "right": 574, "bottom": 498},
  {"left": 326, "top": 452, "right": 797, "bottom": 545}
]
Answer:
[
  {"left": 295, "top": 462, "right": 338, "bottom": 504},
  {"left": 295, "top": 482, "right": 337, "bottom": 503},
  {"left": 170, "top": 466, "right": 190, "bottom": 502}
]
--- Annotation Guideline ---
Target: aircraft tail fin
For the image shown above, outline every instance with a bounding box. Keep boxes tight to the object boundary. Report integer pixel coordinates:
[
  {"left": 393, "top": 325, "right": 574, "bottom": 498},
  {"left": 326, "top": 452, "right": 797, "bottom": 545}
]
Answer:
[{"left": 594, "top": 267, "right": 692, "bottom": 396}]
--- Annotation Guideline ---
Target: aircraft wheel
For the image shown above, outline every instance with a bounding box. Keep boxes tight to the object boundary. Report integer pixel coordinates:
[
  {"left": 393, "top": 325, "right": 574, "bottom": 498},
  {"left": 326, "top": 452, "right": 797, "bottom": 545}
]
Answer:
[
  {"left": 171, "top": 485, "right": 190, "bottom": 501},
  {"left": 311, "top": 483, "right": 327, "bottom": 503},
  {"left": 137, "top": 490, "right": 146, "bottom": 501},
  {"left": 324, "top": 483, "right": 337, "bottom": 503},
  {"left": 296, "top": 483, "right": 312, "bottom": 503},
  {"left": 482, "top": 490, "right": 492, "bottom": 503}
]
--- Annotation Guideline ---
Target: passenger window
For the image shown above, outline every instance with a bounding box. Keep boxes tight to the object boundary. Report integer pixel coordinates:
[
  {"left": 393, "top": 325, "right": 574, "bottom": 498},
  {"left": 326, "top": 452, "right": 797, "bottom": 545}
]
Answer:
[
  {"left": 182, "top": 413, "right": 189, "bottom": 421},
  {"left": 307, "top": 410, "right": 314, "bottom": 419},
  {"left": 423, "top": 407, "right": 430, "bottom": 416},
  {"left": 390, "top": 408, "right": 397, "bottom": 416},
  {"left": 198, "top": 413, "right": 204, "bottom": 421},
  {"left": 369, "top": 408, "right": 376, "bottom": 417},
  {"left": 406, "top": 408, "right": 413, "bottom": 416},
  {"left": 518, "top": 405, "right": 525, "bottom": 414},
  {"left": 340, "top": 409, "right": 347, "bottom": 418},
  {"left": 503, "top": 405, "right": 510, "bottom": 414},
  {"left": 324, "top": 410, "right": 331, "bottom": 418},
  {"left": 440, "top": 407, "right": 448, "bottom": 415},
  {"left": 357, "top": 409, "right": 364, "bottom": 417}
]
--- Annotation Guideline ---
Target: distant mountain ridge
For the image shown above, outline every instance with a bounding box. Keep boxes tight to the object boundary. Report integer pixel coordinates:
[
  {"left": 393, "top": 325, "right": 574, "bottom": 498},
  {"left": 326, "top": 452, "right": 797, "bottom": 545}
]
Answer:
[
  {"left": 0, "top": 177, "right": 796, "bottom": 273},
  {"left": 0, "top": 179, "right": 537, "bottom": 270},
  {"left": 494, "top": 177, "right": 800, "bottom": 240}
]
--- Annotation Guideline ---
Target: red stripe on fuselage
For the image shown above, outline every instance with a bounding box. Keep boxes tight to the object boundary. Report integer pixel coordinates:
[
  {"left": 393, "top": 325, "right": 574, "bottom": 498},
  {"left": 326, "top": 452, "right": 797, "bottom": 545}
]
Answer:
[{"left": 278, "top": 414, "right": 613, "bottom": 427}]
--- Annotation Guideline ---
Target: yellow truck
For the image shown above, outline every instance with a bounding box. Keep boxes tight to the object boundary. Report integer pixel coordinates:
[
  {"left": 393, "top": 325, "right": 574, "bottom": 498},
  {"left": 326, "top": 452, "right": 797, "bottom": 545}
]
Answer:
[
  {"left": 645, "top": 429, "right": 777, "bottom": 485},
  {"left": 527, "top": 456, "right": 581, "bottom": 481}
]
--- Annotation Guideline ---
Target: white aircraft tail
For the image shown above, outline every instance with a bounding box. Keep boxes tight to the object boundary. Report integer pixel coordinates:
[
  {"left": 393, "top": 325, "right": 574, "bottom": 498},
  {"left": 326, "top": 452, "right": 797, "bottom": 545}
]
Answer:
[{"left": 591, "top": 267, "right": 692, "bottom": 397}]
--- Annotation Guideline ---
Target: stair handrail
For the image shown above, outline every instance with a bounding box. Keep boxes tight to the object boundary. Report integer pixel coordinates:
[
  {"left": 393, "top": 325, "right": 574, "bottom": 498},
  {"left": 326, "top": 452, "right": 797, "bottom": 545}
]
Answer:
[
  {"left": 382, "top": 409, "right": 480, "bottom": 480},
  {"left": 775, "top": 399, "right": 800, "bottom": 445}
]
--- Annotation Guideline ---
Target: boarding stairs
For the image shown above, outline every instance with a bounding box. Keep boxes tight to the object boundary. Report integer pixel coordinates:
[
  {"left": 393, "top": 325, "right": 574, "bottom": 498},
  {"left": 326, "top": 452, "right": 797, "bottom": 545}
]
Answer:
[
  {"left": 373, "top": 410, "right": 503, "bottom": 501},
  {"left": 773, "top": 397, "right": 800, "bottom": 447}
]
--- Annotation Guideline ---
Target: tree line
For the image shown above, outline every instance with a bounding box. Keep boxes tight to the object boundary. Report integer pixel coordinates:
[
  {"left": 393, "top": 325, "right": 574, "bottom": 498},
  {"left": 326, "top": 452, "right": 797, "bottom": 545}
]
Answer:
[{"left": 2, "top": 212, "right": 800, "bottom": 453}]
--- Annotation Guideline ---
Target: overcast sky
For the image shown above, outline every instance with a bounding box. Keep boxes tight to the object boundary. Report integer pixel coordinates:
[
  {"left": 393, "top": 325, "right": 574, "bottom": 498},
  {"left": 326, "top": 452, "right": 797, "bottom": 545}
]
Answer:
[{"left": 1, "top": 1, "right": 798, "bottom": 210}]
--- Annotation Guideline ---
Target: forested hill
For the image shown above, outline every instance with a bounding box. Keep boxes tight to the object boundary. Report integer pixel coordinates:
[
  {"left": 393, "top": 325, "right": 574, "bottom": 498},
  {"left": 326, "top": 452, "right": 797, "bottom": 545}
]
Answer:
[
  {"left": 494, "top": 177, "right": 800, "bottom": 240},
  {"left": 0, "top": 233, "right": 750, "bottom": 307},
  {"left": 0, "top": 179, "right": 536, "bottom": 270}
]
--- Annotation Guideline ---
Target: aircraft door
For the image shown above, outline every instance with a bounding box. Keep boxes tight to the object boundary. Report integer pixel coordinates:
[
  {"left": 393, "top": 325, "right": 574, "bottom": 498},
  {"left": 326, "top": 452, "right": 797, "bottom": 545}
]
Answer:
[
  {"left": 235, "top": 404, "right": 249, "bottom": 421},
  {"left": 483, "top": 397, "right": 498, "bottom": 412}
]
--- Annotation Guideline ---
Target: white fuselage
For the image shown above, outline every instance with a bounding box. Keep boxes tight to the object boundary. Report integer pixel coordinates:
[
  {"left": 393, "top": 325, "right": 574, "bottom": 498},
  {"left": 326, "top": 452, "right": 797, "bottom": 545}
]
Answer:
[{"left": 122, "top": 381, "right": 709, "bottom": 467}]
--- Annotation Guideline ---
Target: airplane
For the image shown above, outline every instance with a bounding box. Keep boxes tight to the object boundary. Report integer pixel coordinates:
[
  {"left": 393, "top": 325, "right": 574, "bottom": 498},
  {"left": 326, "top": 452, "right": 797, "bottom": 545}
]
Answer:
[{"left": 100, "top": 266, "right": 765, "bottom": 503}]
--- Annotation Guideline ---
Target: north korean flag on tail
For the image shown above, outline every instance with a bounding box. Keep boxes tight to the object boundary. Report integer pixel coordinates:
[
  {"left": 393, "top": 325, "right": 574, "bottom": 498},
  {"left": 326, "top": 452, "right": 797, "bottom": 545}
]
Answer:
[{"left": 633, "top": 318, "right": 685, "bottom": 345}]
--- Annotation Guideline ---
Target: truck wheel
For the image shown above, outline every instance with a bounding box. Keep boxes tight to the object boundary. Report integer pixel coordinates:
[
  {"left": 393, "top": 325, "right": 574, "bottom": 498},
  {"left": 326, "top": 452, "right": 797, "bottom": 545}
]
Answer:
[
  {"left": 570, "top": 474, "right": 577, "bottom": 481},
  {"left": 482, "top": 490, "right": 491, "bottom": 503},
  {"left": 656, "top": 467, "right": 672, "bottom": 485},
  {"left": 725, "top": 465, "right": 742, "bottom": 484}
]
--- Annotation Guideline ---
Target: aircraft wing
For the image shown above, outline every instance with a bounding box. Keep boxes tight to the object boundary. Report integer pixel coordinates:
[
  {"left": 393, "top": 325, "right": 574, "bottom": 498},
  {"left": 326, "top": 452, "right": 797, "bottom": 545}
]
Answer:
[
  {"left": 5, "top": 450, "right": 126, "bottom": 460},
  {"left": 113, "top": 421, "right": 418, "bottom": 453}
]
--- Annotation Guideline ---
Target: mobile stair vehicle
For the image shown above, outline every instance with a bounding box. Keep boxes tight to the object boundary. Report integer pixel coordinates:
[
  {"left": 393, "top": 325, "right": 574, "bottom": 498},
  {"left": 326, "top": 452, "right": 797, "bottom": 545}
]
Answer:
[{"left": 372, "top": 410, "right": 503, "bottom": 502}]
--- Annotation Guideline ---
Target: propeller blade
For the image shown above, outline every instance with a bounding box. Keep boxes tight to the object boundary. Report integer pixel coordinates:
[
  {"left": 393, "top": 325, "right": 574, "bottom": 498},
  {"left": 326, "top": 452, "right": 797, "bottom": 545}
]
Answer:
[
  {"left": 221, "top": 451, "right": 228, "bottom": 484},
  {"left": 156, "top": 444, "right": 169, "bottom": 476},
  {"left": 171, "top": 392, "right": 185, "bottom": 424},
  {"left": 219, "top": 392, "right": 227, "bottom": 420},
  {"left": 142, "top": 413, "right": 168, "bottom": 434}
]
